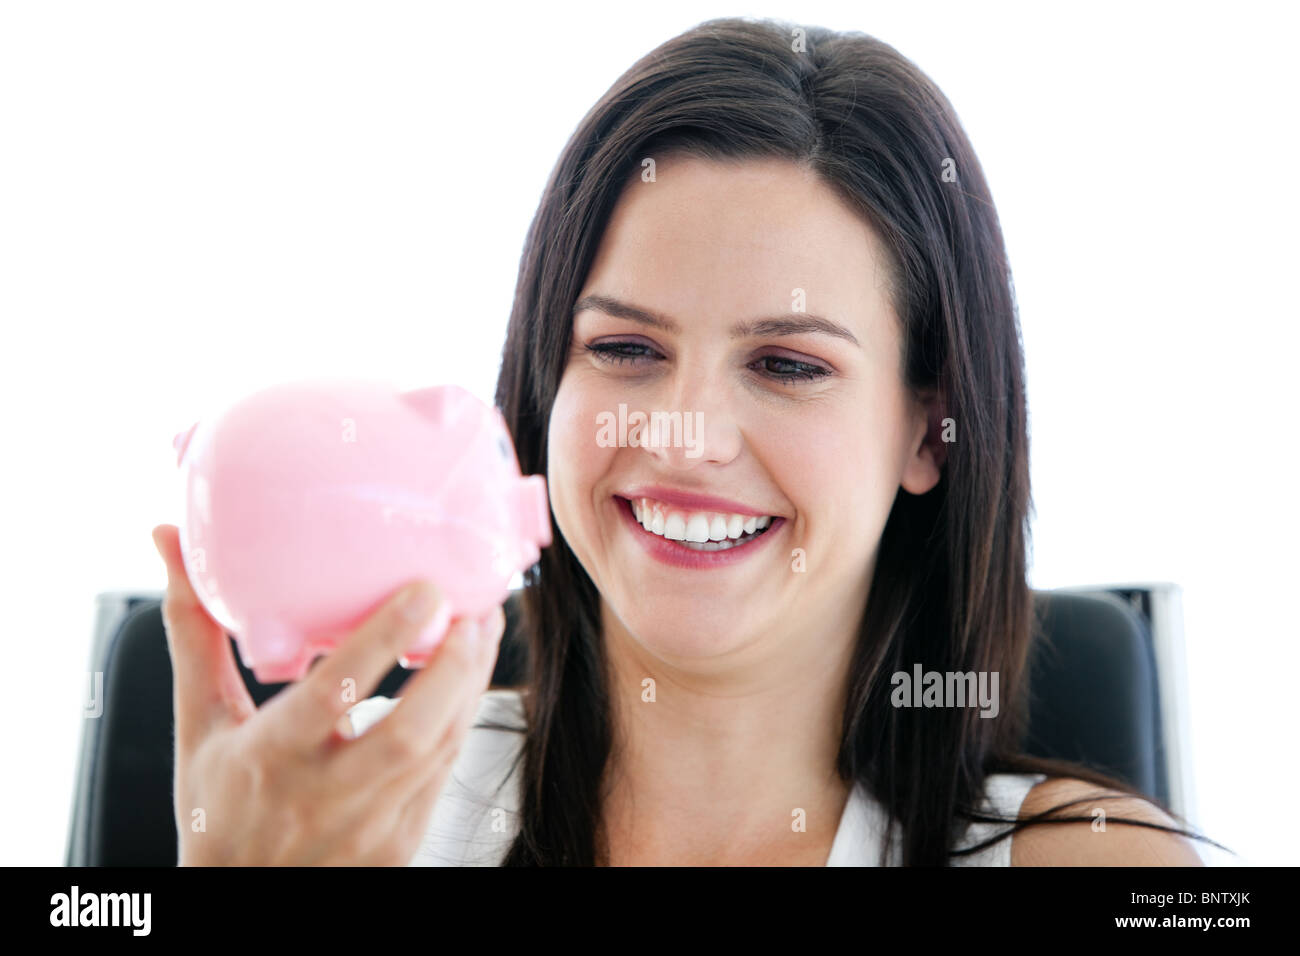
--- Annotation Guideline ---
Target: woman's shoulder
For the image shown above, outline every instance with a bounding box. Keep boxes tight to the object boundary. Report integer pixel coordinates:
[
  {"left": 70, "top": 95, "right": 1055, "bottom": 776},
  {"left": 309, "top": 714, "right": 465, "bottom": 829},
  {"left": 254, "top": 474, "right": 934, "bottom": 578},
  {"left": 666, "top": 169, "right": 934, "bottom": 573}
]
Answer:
[
  {"left": 345, "top": 687, "right": 528, "bottom": 866},
  {"left": 471, "top": 686, "right": 528, "bottom": 727},
  {"left": 1009, "top": 776, "right": 1205, "bottom": 866},
  {"left": 437, "top": 687, "right": 528, "bottom": 804},
  {"left": 420, "top": 687, "right": 527, "bottom": 864},
  {"left": 463, "top": 686, "right": 529, "bottom": 786},
  {"left": 945, "top": 772, "right": 1046, "bottom": 866}
]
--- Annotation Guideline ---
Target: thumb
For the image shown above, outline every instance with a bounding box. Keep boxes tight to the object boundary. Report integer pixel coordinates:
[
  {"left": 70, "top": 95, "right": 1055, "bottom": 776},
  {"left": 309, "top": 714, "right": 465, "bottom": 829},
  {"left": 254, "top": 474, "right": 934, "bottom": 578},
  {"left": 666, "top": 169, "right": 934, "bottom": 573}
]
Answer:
[{"left": 152, "top": 524, "right": 256, "bottom": 742}]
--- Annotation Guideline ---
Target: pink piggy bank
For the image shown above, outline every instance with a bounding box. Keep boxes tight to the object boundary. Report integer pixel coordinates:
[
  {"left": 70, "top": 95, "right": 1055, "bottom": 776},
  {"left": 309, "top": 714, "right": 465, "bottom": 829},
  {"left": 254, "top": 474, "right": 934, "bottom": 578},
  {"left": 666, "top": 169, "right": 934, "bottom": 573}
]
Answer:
[{"left": 171, "top": 378, "right": 551, "bottom": 684}]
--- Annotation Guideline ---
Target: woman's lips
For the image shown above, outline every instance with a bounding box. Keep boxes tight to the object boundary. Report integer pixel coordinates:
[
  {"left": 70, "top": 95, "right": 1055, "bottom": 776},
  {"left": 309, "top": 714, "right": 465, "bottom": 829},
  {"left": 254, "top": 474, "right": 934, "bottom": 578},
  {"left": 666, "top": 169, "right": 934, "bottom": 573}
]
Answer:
[
  {"left": 613, "top": 495, "right": 784, "bottom": 570},
  {"left": 616, "top": 485, "right": 772, "bottom": 517}
]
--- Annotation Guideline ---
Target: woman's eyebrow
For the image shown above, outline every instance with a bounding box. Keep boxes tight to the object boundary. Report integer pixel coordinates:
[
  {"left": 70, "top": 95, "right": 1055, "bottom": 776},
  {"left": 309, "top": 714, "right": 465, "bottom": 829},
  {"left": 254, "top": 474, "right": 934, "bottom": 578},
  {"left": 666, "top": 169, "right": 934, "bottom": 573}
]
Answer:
[{"left": 572, "top": 294, "right": 861, "bottom": 347}]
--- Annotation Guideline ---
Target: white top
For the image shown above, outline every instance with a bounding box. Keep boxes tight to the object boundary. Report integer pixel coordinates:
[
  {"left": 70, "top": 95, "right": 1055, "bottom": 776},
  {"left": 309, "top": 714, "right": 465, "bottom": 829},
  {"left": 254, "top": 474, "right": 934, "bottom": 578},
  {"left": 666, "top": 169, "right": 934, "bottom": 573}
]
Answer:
[{"left": 345, "top": 689, "right": 1046, "bottom": 866}]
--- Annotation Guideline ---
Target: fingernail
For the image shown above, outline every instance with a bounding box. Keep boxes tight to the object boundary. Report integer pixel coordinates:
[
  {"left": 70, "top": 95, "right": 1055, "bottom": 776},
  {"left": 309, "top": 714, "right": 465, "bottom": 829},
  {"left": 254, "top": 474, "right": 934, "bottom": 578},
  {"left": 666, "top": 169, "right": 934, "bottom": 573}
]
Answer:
[
  {"left": 334, "top": 713, "right": 357, "bottom": 740},
  {"left": 397, "top": 581, "right": 439, "bottom": 622}
]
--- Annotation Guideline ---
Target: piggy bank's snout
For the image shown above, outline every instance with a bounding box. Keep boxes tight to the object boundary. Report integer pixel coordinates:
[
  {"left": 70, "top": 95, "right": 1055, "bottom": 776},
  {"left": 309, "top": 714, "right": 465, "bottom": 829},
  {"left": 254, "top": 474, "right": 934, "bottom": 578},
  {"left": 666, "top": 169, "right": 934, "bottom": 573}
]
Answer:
[{"left": 517, "top": 474, "right": 552, "bottom": 551}]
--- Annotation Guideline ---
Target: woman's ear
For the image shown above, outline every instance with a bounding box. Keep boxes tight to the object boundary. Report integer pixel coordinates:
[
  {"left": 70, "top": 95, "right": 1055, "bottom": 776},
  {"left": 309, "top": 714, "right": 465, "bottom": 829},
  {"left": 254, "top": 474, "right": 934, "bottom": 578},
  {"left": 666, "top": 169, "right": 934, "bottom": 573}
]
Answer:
[{"left": 900, "top": 386, "right": 948, "bottom": 495}]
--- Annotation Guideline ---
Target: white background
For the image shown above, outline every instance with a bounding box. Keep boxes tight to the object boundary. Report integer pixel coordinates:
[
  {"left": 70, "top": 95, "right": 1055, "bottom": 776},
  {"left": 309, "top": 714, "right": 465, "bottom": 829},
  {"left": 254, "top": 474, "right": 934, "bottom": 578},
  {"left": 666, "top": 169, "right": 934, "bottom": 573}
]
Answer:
[{"left": 1, "top": 0, "right": 1293, "bottom": 865}]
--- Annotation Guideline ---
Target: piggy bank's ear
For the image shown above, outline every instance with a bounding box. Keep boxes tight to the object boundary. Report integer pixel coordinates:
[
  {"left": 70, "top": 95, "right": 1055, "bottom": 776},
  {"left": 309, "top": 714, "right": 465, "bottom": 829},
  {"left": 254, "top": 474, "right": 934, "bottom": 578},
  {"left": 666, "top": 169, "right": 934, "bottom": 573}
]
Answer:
[
  {"left": 172, "top": 422, "right": 198, "bottom": 467},
  {"left": 401, "top": 385, "right": 479, "bottom": 426},
  {"left": 400, "top": 386, "right": 452, "bottom": 422}
]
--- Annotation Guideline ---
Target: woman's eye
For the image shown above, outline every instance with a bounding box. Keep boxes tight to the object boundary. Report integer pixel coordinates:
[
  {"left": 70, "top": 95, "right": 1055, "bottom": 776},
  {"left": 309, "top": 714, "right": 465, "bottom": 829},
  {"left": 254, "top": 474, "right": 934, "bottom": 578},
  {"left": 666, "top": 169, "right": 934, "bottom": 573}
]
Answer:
[
  {"left": 584, "top": 341, "right": 658, "bottom": 366},
  {"left": 583, "top": 341, "right": 832, "bottom": 386},
  {"left": 750, "top": 355, "right": 833, "bottom": 385}
]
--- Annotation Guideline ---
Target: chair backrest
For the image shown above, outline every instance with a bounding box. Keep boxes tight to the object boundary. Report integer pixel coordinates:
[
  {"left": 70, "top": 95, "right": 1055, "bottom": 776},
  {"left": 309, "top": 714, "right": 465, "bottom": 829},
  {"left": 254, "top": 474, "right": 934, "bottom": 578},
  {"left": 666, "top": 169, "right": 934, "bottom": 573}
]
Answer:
[
  {"left": 1020, "top": 588, "right": 1169, "bottom": 803},
  {"left": 64, "top": 586, "right": 1183, "bottom": 865}
]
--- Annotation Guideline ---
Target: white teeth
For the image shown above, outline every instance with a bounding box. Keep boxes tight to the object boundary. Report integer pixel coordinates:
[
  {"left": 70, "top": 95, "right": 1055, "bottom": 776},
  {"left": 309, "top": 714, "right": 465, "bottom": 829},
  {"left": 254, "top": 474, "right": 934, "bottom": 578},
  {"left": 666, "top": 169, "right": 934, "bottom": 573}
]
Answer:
[
  {"left": 623, "top": 496, "right": 777, "bottom": 546},
  {"left": 634, "top": 498, "right": 664, "bottom": 536},
  {"left": 684, "top": 514, "right": 711, "bottom": 543}
]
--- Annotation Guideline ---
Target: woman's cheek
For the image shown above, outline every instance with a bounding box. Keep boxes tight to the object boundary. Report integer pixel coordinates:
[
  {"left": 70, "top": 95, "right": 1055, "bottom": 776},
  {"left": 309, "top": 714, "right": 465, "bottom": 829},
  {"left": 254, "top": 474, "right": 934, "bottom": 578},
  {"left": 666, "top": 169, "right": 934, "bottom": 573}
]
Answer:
[
  {"left": 546, "top": 382, "right": 582, "bottom": 538},
  {"left": 788, "top": 407, "right": 894, "bottom": 557},
  {"left": 760, "top": 407, "right": 851, "bottom": 492},
  {"left": 547, "top": 376, "right": 611, "bottom": 549}
]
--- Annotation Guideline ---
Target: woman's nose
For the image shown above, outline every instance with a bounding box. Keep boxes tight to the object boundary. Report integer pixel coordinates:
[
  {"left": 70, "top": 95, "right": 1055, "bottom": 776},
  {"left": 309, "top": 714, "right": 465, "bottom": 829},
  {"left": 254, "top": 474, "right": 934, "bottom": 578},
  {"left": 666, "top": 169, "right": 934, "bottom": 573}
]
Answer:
[{"left": 636, "top": 380, "right": 743, "bottom": 468}]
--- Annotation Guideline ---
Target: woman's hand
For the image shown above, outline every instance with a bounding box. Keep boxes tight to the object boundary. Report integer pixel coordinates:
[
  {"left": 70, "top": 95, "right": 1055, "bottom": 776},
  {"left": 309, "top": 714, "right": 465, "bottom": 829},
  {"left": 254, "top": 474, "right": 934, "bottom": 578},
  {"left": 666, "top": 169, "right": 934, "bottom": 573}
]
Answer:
[{"left": 151, "top": 523, "right": 505, "bottom": 866}]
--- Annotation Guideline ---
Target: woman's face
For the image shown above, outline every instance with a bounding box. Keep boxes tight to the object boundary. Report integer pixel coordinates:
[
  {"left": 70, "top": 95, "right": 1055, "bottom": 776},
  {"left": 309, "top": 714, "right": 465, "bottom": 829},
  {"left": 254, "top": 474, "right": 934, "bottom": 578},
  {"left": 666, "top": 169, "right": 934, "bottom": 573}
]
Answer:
[{"left": 547, "top": 155, "right": 943, "bottom": 667}]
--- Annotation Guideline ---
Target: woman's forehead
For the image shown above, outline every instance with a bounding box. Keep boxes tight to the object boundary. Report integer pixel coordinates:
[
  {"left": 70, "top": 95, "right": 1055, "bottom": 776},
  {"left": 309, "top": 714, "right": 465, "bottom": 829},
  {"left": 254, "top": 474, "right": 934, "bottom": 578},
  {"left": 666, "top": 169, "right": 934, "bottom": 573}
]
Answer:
[{"left": 581, "top": 156, "right": 895, "bottom": 343}]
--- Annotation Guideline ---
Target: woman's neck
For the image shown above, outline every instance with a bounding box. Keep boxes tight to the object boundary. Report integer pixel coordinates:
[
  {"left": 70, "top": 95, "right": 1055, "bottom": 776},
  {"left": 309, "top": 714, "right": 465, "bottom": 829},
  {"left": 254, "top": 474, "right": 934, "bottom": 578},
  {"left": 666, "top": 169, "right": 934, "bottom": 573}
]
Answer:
[{"left": 595, "top": 608, "right": 856, "bottom": 865}]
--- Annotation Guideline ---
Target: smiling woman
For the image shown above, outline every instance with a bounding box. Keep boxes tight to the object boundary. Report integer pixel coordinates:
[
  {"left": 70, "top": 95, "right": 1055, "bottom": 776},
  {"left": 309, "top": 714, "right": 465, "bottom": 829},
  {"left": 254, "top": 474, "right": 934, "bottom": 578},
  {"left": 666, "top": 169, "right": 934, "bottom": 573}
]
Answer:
[{"left": 430, "top": 15, "right": 1225, "bottom": 866}]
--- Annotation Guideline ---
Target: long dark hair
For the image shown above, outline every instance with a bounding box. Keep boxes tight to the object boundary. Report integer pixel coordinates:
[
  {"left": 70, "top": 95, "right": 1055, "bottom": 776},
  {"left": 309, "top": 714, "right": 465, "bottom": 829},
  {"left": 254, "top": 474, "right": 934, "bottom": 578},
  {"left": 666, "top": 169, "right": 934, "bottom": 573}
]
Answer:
[{"left": 490, "top": 16, "right": 1224, "bottom": 865}]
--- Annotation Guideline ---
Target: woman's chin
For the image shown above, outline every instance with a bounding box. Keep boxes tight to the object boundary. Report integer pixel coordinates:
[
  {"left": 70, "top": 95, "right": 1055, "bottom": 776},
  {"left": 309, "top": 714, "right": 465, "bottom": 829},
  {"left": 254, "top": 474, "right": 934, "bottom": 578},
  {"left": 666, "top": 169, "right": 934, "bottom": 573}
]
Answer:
[{"left": 612, "top": 602, "right": 760, "bottom": 659}]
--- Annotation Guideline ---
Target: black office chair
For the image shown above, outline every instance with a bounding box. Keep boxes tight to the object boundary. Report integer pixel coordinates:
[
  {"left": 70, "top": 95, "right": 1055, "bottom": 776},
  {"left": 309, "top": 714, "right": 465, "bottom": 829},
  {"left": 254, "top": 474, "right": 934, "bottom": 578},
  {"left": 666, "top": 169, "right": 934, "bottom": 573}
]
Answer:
[
  {"left": 1021, "top": 587, "right": 1172, "bottom": 803},
  {"left": 64, "top": 586, "right": 1181, "bottom": 866}
]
